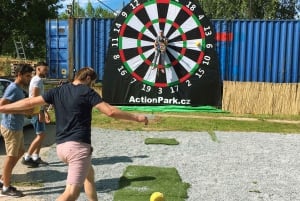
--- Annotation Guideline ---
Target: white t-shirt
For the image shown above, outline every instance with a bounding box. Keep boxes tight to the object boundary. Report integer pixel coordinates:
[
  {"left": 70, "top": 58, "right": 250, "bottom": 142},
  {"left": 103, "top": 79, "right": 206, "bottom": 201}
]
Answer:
[{"left": 29, "top": 75, "right": 44, "bottom": 97}]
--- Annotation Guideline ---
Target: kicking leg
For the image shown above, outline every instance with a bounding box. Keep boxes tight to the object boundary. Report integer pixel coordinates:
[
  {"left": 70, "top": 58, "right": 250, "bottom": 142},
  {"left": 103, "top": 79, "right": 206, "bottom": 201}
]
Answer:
[{"left": 84, "top": 166, "right": 97, "bottom": 201}]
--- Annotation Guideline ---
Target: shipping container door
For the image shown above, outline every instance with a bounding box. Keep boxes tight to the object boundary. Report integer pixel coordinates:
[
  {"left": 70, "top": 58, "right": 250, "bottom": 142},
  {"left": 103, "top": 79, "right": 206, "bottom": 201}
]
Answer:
[{"left": 46, "top": 19, "right": 69, "bottom": 79}]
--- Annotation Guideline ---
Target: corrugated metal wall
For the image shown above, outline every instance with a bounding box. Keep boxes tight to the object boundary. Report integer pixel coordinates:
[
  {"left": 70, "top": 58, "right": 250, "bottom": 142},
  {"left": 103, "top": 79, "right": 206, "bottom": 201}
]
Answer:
[
  {"left": 46, "top": 18, "right": 112, "bottom": 80},
  {"left": 46, "top": 19, "right": 69, "bottom": 79},
  {"left": 214, "top": 20, "right": 300, "bottom": 83},
  {"left": 46, "top": 19, "right": 300, "bottom": 83},
  {"left": 73, "top": 18, "right": 112, "bottom": 80}
]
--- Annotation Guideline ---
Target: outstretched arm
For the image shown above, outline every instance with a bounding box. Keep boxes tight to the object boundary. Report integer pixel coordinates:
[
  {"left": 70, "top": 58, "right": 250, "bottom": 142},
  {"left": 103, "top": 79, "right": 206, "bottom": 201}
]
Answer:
[
  {"left": 95, "top": 101, "right": 148, "bottom": 125},
  {"left": 0, "top": 96, "right": 46, "bottom": 114}
]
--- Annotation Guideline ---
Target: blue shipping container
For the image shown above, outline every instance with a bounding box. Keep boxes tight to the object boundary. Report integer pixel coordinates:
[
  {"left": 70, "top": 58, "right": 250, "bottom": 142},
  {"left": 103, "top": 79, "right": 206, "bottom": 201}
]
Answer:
[
  {"left": 46, "top": 18, "right": 112, "bottom": 80},
  {"left": 46, "top": 19, "right": 69, "bottom": 79},
  {"left": 214, "top": 20, "right": 300, "bottom": 83},
  {"left": 73, "top": 18, "right": 112, "bottom": 80},
  {"left": 46, "top": 19, "right": 300, "bottom": 83}
]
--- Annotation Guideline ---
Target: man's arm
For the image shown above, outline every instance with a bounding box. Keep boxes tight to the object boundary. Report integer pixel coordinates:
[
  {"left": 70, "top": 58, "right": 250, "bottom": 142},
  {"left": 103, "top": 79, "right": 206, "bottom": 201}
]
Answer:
[
  {"left": 32, "top": 86, "right": 48, "bottom": 120},
  {"left": 0, "top": 98, "right": 11, "bottom": 106},
  {"left": 31, "top": 87, "right": 40, "bottom": 97},
  {"left": 0, "top": 96, "right": 46, "bottom": 114},
  {"left": 95, "top": 102, "right": 148, "bottom": 125}
]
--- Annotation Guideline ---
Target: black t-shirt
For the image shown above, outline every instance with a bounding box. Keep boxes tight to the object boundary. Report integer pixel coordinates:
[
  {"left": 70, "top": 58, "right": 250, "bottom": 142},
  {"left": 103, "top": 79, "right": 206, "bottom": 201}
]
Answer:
[{"left": 42, "top": 83, "right": 103, "bottom": 144}]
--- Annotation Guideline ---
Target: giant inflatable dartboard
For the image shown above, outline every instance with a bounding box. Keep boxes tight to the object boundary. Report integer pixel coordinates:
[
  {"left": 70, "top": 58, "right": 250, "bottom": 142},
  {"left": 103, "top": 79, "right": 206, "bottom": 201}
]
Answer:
[{"left": 103, "top": 0, "right": 221, "bottom": 106}]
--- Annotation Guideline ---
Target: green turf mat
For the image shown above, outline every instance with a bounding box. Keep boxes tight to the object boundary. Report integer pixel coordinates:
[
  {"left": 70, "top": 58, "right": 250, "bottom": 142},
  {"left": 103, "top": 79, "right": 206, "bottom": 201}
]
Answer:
[
  {"left": 145, "top": 138, "right": 179, "bottom": 145},
  {"left": 113, "top": 165, "right": 190, "bottom": 201},
  {"left": 118, "top": 105, "right": 227, "bottom": 113}
]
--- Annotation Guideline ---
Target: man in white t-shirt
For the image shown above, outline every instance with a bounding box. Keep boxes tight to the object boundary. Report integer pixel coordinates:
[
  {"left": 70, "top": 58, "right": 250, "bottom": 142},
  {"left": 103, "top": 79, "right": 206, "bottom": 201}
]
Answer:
[{"left": 22, "top": 62, "right": 50, "bottom": 167}]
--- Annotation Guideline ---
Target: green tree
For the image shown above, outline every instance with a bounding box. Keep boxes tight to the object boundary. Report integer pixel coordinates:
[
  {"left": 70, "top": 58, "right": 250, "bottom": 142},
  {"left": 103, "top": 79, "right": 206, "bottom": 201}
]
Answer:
[
  {"left": 59, "top": 2, "right": 86, "bottom": 18},
  {"left": 59, "top": 2, "right": 115, "bottom": 19},
  {"left": 86, "top": 1, "right": 95, "bottom": 17},
  {"left": 198, "top": 0, "right": 296, "bottom": 19},
  {"left": 73, "top": 2, "right": 86, "bottom": 17},
  {"left": 0, "top": 0, "right": 62, "bottom": 59},
  {"left": 94, "top": 7, "right": 116, "bottom": 18},
  {"left": 0, "top": 0, "right": 21, "bottom": 56},
  {"left": 277, "top": 0, "right": 298, "bottom": 19}
]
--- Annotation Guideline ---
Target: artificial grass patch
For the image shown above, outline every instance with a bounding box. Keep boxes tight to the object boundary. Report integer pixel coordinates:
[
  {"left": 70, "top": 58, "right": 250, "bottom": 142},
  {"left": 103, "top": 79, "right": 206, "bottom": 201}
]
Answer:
[
  {"left": 113, "top": 165, "right": 190, "bottom": 201},
  {"left": 145, "top": 138, "right": 179, "bottom": 145}
]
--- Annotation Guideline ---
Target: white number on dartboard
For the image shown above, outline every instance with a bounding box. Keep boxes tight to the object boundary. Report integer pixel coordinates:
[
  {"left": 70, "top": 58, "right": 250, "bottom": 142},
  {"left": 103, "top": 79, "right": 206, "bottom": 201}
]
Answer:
[
  {"left": 141, "top": 84, "right": 151, "bottom": 92},
  {"left": 117, "top": 66, "right": 127, "bottom": 76},
  {"left": 170, "top": 85, "right": 179, "bottom": 93},
  {"left": 129, "top": 0, "right": 140, "bottom": 10}
]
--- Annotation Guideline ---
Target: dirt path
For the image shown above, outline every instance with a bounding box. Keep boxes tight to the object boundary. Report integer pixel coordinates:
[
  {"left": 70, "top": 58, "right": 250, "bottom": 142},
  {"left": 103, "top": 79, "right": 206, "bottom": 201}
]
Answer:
[{"left": 157, "top": 114, "right": 300, "bottom": 124}]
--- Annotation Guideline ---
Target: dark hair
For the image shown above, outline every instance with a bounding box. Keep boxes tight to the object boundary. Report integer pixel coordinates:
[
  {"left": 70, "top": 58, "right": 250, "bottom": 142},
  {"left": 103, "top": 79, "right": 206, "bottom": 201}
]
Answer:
[
  {"left": 35, "top": 61, "right": 48, "bottom": 67},
  {"left": 14, "top": 64, "right": 34, "bottom": 75}
]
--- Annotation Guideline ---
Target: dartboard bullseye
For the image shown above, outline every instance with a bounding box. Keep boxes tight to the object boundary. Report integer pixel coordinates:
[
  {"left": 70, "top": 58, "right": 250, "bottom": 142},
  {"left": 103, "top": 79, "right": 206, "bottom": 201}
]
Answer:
[{"left": 103, "top": 0, "right": 221, "bottom": 106}]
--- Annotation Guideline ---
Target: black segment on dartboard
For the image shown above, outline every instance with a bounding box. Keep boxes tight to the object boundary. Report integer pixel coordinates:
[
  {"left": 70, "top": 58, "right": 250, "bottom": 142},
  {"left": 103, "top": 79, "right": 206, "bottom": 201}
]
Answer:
[
  {"left": 166, "top": 26, "right": 178, "bottom": 39},
  {"left": 134, "top": 63, "right": 148, "bottom": 76},
  {"left": 173, "top": 7, "right": 190, "bottom": 26},
  {"left": 157, "top": 3, "right": 168, "bottom": 31},
  {"left": 167, "top": 52, "right": 188, "bottom": 76},
  {"left": 155, "top": 71, "right": 167, "bottom": 83},
  {"left": 140, "top": 33, "right": 155, "bottom": 43},
  {"left": 134, "top": 7, "right": 157, "bottom": 36},
  {"left": 120, "top": 25, "right": 138, "bottom": 39},
  {"left": 186, "top": 27, "right": 205, "bottom": 40},
  {"left": 141, "top": 45, "right": 154, "bottom": 53},
  {"left": 122, "top": 47, "right": 139, "bottom": 61}
]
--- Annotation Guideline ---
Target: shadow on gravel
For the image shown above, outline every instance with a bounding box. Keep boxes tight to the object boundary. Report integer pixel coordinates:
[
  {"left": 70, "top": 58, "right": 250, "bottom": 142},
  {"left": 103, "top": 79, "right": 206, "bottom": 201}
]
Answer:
[
  {"left": 26, "top": 169, "right": 67, "bottom": 183},
  {"left": 47, "top": 161, "right": 66, "bottom": 167},
  {"left": 95, "top": 178, "right": 121, "bottom": 193},
  {"left": 92, "top": 155, "right": 148, "bottom": 165},
  {"left": 22, "top": 185, "right": 65, "bottom": 196}
]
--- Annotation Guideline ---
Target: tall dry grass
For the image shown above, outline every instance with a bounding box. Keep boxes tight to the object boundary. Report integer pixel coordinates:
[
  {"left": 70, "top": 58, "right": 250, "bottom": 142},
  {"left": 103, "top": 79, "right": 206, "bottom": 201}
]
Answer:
[{"left": 222, "top": 81, "right": 300, "bottom": 115}]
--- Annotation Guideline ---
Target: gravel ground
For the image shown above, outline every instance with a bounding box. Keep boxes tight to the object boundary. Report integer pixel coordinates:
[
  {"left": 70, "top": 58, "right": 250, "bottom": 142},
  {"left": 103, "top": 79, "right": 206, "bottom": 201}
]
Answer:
[{"left": 5, "top": 128, "right": 300, "bottom": 201}]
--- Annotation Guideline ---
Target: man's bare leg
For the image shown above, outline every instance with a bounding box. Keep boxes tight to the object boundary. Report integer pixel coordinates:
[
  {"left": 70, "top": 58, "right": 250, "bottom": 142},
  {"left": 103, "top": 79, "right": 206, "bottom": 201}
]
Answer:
[
  {"left": 2, "top": 156, "right": 19, "bottom": 187},
  {"left": 56, "top": 184, "right": 81, "bottom": 201},
  {"left": 84, "top": 166, "right": 98, "bottom": 201}
]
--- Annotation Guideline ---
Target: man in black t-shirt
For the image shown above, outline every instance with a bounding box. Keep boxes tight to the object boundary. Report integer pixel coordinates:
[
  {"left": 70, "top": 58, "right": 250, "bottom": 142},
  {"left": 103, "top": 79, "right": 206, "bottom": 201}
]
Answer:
[{"left": 0, "top": 67, "right": 148, "bottom": 201}]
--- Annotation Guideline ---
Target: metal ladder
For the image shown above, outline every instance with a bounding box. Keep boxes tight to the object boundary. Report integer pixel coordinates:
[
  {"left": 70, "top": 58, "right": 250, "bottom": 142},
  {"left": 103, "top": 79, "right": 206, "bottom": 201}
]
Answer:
[{"left": 13, "top": 40, "right": 27, "bottom": 62}]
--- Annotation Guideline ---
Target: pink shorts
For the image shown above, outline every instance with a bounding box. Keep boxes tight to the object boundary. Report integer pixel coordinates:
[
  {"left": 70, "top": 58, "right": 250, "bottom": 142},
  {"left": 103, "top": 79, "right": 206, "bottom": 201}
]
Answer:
[{"left": 56, "top": 141, "right": 92, "bottom": 186}]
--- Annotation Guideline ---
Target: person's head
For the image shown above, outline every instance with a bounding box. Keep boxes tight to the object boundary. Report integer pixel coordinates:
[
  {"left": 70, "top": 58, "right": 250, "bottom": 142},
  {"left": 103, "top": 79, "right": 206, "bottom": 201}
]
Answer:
[
  {"left": 14, "top": 64, "right": 34, "bottom": 87},
  {"left": 35, "top": 61, "right": 48, "bottom": 78},
  {"left": 74, "top": 67, "right": 97, "bottom": 87},
  {"left": 159, "top": 30, "right": 164, "bottom": 36}
]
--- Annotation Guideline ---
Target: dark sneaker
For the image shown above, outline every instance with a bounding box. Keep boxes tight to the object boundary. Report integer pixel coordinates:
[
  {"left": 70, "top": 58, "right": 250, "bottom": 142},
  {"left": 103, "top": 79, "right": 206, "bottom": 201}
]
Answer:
[
  {"left": 34, "top": 158, "right": 49, "bottom": 166},
  {"left": 1, "top": 186, "right": 24, "bottom": 197},
  {"left": 21, "top": 157, "right": 39, "bottom": 168},
  {"left": 0, "top": 183, "right": 16, "bottom": 191}
]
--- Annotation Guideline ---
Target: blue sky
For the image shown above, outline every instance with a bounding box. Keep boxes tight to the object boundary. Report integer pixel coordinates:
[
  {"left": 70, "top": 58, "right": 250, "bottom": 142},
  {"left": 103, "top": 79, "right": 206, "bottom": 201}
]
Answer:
[
  {"left": 59, "top": 0, "right": 299, "bottom": 18},
  {"left": 59, "top": 0, "right": 131, "bottom": 12}
]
